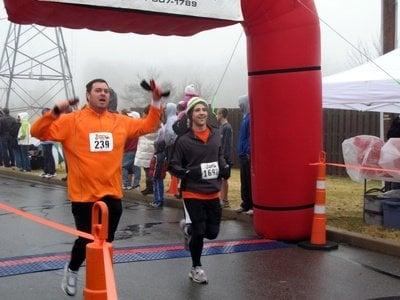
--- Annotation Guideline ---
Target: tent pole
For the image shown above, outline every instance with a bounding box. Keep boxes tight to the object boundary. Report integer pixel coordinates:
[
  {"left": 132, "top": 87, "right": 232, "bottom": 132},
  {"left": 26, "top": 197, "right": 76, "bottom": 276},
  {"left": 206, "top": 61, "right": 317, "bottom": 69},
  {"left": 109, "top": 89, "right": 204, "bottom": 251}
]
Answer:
[{"left": 379, "top": 112, "right": 384, "bottom": 140}]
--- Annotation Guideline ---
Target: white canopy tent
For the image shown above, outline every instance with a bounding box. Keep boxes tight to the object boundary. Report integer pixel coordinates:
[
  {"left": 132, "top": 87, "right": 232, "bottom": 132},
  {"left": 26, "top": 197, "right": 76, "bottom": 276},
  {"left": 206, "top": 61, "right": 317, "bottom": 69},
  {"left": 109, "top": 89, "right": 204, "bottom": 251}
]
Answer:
[{"left": 323, "top": 48, "right": 400, "bottom": 114}]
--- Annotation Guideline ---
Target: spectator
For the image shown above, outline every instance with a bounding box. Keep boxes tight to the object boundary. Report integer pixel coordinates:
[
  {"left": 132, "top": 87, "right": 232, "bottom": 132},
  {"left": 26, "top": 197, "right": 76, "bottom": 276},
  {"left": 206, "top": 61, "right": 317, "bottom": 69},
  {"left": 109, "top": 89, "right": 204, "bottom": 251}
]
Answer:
[
  {"left": 386, "top": 116, "right": 400, "bottom": 190},
  {"left": 0, "top": 108, "right": 17, "bottom": 167},
  {"left": 17, "top": 112, "right": 31, "bottom": 172},
  {"left": 177, "top": 84, "right": 198, "bottom": 120},
  {"left": 149, "top": 140, "right": 168, "bottom": 208},
  {"left": 217, "top": 108, "right": 233, "bottom": 208},
  {"left": 134, "top": 105, "right": 158, "bottom": 195},
  {"left": 164, "top": 102, "right": 177, "bottom": 159},
  {"left": 236, "top": 95, "right": 253, "bottom": 215},
  {"left": 122, "top": 111, "right": 140, "bottom": 190},
  {"left": 39, "top": 108, "right": 56, "bottom": 178},
  {"left": 108, "top": 88, "right": 118, "bottom": 113},
  {"left": 10, "top": 113, "right": 22, "bottom": 169},
  {"left": 173, "top": 84, "right": 199, "bottom": 136}
]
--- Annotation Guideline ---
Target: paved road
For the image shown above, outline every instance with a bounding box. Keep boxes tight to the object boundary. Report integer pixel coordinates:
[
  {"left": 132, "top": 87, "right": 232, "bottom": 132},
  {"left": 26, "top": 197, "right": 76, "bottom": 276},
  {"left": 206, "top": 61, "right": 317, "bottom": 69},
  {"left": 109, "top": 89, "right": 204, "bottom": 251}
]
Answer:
[{"left": 0, "top": 174, "right": 400, "bottom": 299}]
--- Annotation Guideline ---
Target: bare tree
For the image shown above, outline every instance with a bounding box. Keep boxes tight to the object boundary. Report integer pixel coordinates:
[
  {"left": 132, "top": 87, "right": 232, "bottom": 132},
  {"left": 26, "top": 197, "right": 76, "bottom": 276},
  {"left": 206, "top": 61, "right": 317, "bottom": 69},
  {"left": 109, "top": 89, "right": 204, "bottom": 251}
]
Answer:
[
  {"left": 346, "top": 35, "right": 383, "bottom": 68},
  {"left": 121, "top": 68, "right": 177, "bottom": 108}
]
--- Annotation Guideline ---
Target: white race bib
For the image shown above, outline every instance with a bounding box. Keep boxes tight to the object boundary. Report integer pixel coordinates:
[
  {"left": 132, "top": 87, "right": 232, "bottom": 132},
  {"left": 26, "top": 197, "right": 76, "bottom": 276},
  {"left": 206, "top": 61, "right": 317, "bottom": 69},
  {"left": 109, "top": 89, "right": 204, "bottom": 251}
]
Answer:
[
  {"left": 200, "top": 162, "right": 219, "bottom": 180},
  {"left": 89, "top": 132, "right": 113, "bottom": 152}
]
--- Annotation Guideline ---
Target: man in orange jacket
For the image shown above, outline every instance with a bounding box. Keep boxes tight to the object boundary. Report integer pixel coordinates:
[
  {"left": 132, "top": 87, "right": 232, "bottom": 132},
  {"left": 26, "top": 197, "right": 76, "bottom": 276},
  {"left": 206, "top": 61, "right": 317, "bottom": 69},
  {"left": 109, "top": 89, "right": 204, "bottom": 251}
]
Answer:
[{"left": 31, "top": 78, "right": 162, "bottom": 297}]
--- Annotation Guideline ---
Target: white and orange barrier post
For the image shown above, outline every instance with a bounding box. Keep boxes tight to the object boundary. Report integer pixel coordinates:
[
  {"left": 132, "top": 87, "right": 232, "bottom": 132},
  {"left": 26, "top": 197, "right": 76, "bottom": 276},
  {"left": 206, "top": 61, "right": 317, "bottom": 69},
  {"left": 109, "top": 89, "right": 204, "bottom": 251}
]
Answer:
[
  {"left": 84, "top": 201, "right": 118, "bottom": 300},
  {"left": 299, "top": 152, "right": 338, "bottom": 250}
]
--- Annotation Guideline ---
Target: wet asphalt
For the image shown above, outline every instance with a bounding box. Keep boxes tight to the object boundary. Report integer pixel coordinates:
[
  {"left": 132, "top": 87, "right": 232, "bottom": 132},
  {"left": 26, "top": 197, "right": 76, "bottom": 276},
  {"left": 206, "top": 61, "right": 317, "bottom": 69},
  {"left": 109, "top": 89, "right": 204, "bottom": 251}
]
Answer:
[{"left": 0, "top": 174, "right": 400, "bottom": 300}]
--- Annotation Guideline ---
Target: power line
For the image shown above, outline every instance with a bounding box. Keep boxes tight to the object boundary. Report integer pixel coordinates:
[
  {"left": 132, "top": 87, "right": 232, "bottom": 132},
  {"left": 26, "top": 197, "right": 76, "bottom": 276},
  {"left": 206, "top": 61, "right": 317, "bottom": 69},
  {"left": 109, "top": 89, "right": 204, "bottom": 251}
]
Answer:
[
  {"left": 212, "top": 30, "right": 243, "bottom": 101},
  {"left": 296, "top": 0, "right": 400, "bottom": 85}
]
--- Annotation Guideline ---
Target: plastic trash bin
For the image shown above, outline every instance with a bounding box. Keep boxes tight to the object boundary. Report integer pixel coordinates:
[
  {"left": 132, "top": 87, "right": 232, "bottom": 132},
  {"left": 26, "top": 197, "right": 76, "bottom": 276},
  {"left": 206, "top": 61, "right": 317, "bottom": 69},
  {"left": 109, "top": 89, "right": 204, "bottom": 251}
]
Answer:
[
  {"left": 382, "top": 200, "right": 400, "bottom": 229},
  {"left": 364, "top": 195, "right": 384, "bottom": 225}
]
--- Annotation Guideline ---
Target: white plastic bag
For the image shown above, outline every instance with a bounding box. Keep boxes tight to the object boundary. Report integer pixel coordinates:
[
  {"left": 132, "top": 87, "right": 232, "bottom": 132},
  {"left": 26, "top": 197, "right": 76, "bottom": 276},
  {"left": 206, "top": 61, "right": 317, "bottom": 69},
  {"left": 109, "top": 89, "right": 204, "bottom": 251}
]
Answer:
[
  {"left": 342, "top": 135, "right": 385, "bottom": 182},
  {"left": 378, "top": 138, "right": 400, "bottom": 181}
]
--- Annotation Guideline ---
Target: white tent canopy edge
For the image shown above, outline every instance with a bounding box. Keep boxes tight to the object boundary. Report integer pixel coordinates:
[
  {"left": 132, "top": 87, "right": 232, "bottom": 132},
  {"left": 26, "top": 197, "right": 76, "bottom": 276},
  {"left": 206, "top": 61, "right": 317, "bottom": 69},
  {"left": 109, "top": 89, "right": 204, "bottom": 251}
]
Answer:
[{"left": 323, "top": 48, "right": 400, "bottom": 114}]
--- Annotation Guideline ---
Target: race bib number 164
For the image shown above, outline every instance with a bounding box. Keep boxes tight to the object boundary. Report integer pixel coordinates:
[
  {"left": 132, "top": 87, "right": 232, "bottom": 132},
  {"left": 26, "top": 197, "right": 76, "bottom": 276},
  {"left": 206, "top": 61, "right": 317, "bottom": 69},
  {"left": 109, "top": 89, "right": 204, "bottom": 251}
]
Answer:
[{"left": 200, "top": 162, "right": 219, "bottom": 180}]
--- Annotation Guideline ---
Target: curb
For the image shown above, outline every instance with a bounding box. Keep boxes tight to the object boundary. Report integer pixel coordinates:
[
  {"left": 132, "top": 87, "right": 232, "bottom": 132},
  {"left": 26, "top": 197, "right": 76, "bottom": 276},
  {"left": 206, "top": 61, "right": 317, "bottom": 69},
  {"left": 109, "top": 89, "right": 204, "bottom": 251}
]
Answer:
[
  {"left": 327, "top": 226, "right": 400, "bottom": 257},
  {"left": 1, "top": 168, "right": 400, "bottom": 257}
]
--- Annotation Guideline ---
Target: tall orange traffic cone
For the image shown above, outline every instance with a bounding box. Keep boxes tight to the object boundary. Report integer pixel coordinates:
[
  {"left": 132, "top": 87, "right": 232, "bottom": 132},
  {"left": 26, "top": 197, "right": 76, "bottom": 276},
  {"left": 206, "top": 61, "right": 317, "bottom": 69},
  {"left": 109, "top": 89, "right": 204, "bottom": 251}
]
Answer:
[
  {"left": 167, "top": 175, "right": 179, "bottom": 196},
  {"left": 299, "top": 152, "right": 338, "bottom": 250},
  {"left": 84, "top": 202, "right": 118, "bottom": 300}
]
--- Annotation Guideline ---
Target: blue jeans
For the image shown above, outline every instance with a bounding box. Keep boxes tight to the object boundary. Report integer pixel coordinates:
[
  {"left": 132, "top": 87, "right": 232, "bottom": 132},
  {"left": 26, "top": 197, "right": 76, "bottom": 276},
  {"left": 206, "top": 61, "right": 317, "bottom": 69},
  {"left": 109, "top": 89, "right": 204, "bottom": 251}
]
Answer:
[
  {"left": 13, "top": 145, "right": 22, "bottom": 169},
  {"left": 122, "top": 151, "right": 135, "bottom": 187},
  {"left": 42, "top": 143, "right": 55, "bottom": 174},
  {"left": 0, "top": 136, "right": 14, "bottom": 167},
  {"left": 153, "top": 178, "right": 164, "bottom": 204},
  {"left": 132, "top": 165, "right": 141, "bottom": 187},
  {"left": 20, "top": 145, "right": 31, "bottom": 171}
]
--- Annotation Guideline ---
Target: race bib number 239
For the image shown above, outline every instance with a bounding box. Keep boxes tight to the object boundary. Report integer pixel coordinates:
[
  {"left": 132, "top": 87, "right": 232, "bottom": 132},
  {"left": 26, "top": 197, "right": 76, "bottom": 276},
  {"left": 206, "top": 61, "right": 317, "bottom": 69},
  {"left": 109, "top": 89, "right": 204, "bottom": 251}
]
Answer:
[{"left": 89, "top": 132, "right": 113, "bottom": 152}]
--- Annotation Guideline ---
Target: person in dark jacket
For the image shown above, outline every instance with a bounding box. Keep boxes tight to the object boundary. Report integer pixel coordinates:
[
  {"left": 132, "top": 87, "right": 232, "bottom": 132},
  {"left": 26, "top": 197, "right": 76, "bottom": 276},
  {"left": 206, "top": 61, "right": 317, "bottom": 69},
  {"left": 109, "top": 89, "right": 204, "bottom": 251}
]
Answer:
[
  {"left": 217, "top": 107, "right": 233, "bottom": 208},
  {"left": 387, "top": 116, "right": 400, "bottom": 140},
  {"left": 386, "top": 115, "right": 400, "bottom": 190},
  {"left": 39, "top": 108, "right": 56, "bottom": 177},
  {"left": 10, "top": 113, "right": 22, "bottom": 169},
  {"left": 169, "top": 97, "right": 230, "bottom": 284},
  {"left": 0, "top": 108, "right": 17, "bottom": 167},
  {"left": 236, "top": 95, "right": 253, "bottom": 215},
  {"left": 149, "top": 140, "right": 168, "bottom": 208}
]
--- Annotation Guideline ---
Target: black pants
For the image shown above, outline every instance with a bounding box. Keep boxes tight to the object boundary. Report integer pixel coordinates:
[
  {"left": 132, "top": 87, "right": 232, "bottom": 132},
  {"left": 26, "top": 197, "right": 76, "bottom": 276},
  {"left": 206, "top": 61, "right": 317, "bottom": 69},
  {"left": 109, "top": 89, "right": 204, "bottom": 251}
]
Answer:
[
  {"left": 184, "top": 198, "right": 221, "bottom": 267},
  {"left": 68, "top": 197, "right": 123, "bottom": 271},
  {"left": 42, "top": 143, "right": 55, "bottom": 175},
  {"left": 239, "top": 155, "right": 253, "bottom": 210},
  {"left": 0, "top": 136, "right": 14, "bottom": 167}
]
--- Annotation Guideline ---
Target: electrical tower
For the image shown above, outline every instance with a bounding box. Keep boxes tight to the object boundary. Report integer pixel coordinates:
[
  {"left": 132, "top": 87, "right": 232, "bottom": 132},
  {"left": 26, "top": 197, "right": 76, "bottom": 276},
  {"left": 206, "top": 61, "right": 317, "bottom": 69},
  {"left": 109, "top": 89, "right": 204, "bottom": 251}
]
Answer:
[{"left": 0, "top": 23, "right": 76, "bottom": 119}]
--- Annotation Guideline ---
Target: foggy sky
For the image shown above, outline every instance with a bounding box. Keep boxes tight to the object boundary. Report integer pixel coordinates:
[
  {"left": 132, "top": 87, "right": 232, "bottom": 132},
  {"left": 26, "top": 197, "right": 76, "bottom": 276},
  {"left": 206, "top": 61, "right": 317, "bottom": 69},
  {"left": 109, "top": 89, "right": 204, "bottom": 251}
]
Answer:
[{"left": 0, "top": 0, "right": 383, "bottom": 110}]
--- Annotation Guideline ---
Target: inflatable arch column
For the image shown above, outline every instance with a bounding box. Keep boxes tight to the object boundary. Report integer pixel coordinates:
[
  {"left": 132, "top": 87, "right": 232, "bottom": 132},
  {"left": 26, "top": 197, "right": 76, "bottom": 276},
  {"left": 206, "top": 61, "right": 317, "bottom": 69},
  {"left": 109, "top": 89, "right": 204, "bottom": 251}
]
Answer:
[{"left": 242, "top": 0, "right": 322, "bottom": 240}]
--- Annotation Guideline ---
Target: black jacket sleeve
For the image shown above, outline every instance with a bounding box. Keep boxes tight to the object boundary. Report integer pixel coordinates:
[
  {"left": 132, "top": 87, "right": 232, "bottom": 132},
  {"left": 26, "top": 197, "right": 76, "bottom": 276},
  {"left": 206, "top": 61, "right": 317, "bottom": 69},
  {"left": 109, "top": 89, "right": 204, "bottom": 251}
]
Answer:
[{"left": 218, "top": 143, "right": 230, "bottom": 179}]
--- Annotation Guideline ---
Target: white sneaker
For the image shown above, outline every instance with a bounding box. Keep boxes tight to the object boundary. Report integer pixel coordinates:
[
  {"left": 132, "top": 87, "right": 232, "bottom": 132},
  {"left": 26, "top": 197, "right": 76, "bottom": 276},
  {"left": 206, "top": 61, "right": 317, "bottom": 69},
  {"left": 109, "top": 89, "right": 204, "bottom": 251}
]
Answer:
[
  {"left": 245, "top": 209, "right": 254, "bottom": 215},
  {"left": 61, "top": 263, "right": 78, "bottom": 296},
  {"left": 189, "top": 266, "right": 208, "bottom": 284}
]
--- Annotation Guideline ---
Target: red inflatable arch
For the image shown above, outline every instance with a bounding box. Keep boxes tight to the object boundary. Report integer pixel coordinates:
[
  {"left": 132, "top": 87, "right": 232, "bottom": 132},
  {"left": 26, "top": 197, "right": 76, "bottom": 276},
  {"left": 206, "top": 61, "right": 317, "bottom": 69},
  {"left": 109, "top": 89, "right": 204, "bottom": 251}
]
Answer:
[{"left": 4, "top": 0, "right": 322, "bottom": 240}]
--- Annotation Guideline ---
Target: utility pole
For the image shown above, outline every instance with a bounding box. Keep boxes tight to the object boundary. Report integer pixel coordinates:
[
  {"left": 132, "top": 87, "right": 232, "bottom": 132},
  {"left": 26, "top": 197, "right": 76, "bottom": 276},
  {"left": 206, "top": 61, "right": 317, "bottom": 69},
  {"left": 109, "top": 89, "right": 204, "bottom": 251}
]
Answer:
[
  {"left": 381, "top": 0, "right": 397, "bottom": 138},
  {"left": 382, "top": 0, "right": 396, "bottom": 54}
]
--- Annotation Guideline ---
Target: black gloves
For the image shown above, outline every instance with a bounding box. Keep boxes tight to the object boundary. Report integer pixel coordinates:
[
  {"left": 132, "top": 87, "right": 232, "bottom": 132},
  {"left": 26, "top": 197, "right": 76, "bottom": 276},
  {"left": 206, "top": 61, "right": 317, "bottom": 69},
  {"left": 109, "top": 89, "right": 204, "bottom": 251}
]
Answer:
[
  {"left": 140, "top": 79, "right": 171, "bottom": 97},
  {"left": 185, "top": 166, "right": 202, "bottom": 181},
  {"left": 219, "top": 164, "right": 231, "bottom": 180},
  {"left": 53, "top": 98, "right": 79, "bottom": 115}
]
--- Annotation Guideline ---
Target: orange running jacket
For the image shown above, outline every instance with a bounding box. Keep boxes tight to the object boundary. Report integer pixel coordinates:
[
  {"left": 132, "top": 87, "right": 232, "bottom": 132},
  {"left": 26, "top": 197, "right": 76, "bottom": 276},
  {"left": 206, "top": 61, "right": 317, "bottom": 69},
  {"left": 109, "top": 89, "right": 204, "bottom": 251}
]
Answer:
[{"left": 31, "top": 106, "right": 161, "bottom": 202}]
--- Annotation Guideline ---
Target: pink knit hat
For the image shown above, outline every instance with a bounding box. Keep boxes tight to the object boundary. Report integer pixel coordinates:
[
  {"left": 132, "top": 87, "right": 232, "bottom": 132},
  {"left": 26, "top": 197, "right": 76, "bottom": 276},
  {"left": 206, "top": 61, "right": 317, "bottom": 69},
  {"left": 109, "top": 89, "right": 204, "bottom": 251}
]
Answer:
[{"left": 184, "top": 84, "right": 198, "bottom": 96}]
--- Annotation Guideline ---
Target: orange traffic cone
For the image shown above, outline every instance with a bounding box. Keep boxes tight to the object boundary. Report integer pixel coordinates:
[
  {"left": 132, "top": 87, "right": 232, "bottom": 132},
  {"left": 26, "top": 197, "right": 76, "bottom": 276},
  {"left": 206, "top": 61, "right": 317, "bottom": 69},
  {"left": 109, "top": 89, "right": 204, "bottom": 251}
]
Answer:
[
  {"left": 84, "top": 202, "right": 118, "bottom": 300},
  {"left": 167, "top": 175, "right": 179, "bottom": 196},
  {"left": 299, "top": 152, "right": 338, "bottom": 250}
]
